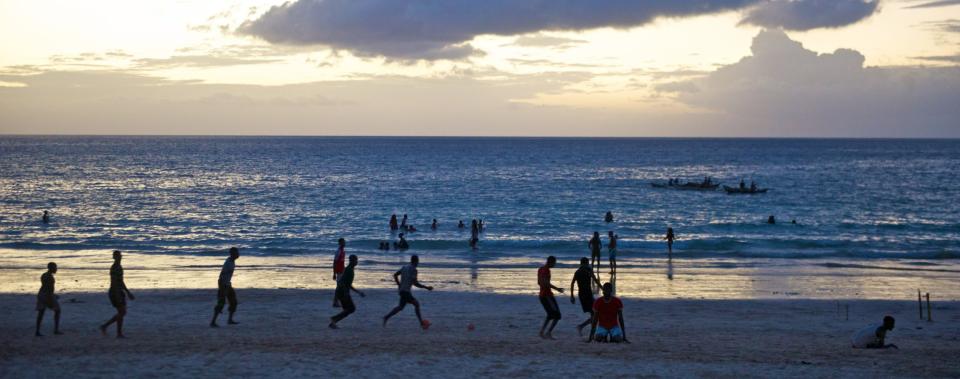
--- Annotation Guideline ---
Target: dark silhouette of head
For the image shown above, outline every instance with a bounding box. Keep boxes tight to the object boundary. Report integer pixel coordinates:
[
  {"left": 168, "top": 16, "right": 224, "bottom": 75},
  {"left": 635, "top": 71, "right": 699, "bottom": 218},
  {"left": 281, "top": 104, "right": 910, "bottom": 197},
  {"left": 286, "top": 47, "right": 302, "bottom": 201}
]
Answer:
[
  {"left": 399, "top": 233, "right": 405, "bottom": 239},
  {"left": 602, "top": 282, "right": 613, "bottom": 298},
  {"left": 593, "top": 231, "right": 600, "bottom": 238},
  {"left": 546, "top": 255, "right": 557, "bottom": 268},
  {"left": 229, "top": 247, "right": 240, "bottom": 260},
  {"left": 47, "top": 262, "right": 57, "bottom": 273},
  {"left": 410, "top": 255, "right": 419, "bottom": 265},
  {"left": 580, "top": 257, "right": 589, "bottom": 266},
  {"left": 608, "top": 231, "right": 614, "bottom": 237},
  {"left": 338, "top": 238, "right": 346, "bottom": 247},
  {"left": 113, "top": 250, "right": 122, "bottom": 261},
  {"left": 348, "top": 254, "right": 358, "bottom": 266},
  {"left": 883, "top": 315, "right": 895, "bottom": 330},
  {"left": 667, "top": 227, "right": 674, "bottom": 234}
]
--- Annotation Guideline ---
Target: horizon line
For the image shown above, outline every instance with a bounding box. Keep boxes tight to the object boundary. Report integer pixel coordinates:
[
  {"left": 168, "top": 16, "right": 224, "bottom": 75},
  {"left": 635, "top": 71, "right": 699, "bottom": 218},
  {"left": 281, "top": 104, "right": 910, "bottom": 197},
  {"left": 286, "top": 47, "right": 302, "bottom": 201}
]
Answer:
[{"left": 1, "top": 134, "right": 959, "bottom": 140}]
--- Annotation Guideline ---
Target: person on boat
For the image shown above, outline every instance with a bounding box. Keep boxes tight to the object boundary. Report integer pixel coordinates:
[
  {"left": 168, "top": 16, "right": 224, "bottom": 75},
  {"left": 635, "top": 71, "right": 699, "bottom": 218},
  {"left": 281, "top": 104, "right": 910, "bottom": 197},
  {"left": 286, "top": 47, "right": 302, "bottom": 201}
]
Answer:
[
  {"left": 397, "top": 233, "right": 409, "bottom": 250},
  {"left": 750, "top": 181, "right": 757, "bottom": 192},
  {"left": 604, "top": 211, "right": 614, "bottom": 223},
  {"left": 665, "top": 227, "right": 675, "bottom": 255},
  {"left": 767, "top": 215, "right": 776, "bottom": 224},
  {"left": 389, "top": 214, "right": 399, "bottom": 231},
  {"left": 851, "top": 316, "right": 897, "bottom": 349},
  {"left": 739, "top": 179, "right": 746, "bottom": 190},
  {"left": 431, "top": 219, "right": 438, "bottom": 230}
]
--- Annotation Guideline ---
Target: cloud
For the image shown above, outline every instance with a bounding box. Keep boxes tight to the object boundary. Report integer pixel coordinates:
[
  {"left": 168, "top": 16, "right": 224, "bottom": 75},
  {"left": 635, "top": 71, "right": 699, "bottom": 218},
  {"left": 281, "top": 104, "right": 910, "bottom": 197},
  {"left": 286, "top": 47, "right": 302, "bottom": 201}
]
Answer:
[
  {"left": 905, "top": 0, "right": 960, "bottom": 9},
  {"left": 920, "top": 19, "right": 960, "bottom": 33},
  {"left": 509, "top": 34, "right": 587, "bottom": 49},
  {"left": 133, "top": 55, "right": 282, "bottom": 69},
  {"left": 663, "top": 29, "right": 960, "bottom": 137},
  {"left": 913, "top": 55, "right": 960, "bottom": 63},
  {"left": 741, "top": 0, "right": 878, "bottom": 30},
  {"left": 238, "top": 0, "right": 879, "bottom": 60}
]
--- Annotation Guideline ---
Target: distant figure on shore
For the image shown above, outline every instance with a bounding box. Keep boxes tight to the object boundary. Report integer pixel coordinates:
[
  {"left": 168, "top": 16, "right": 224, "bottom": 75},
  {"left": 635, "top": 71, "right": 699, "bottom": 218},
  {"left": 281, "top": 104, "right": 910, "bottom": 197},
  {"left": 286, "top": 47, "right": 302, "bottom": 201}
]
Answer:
[
  {"left": 767, "top": 215, "right": 776, "bottom": 224},
  {"left": 431, "top": 219, "right": 438, "bottom": 230},
  {"left": 607, "top": 231, "right": 618, "bottom": 276},
  {"left": 665, "top": 227, "right": 675, "bottom": 255},
  {"left": 588, "top": 232, "right": 603, "bottom": 287},
  {"left": 537, "top": 255, "right": 564, "bottom": 339},
  {"left": 400, "top": 214, "right": 408, "bottom": 230},
  {"left": 589, "top": 283, "right": 627, "bottom": 343},
  {"left": 329, "top": 255, "right": 365, "bottom": 329},
  {"left": 851, "top": 316, "right": 897, "bottom": 349},
  {"left": 210, "top": 247, "right": 239, "bottom": 327},
  {"left": 35, "top": 262, "right": 61, "bottom": 337},
  {"left": 571, "top": 257, "right": 602, "bottom": 336},
  {"left": 101, "top": 250, "right": 135, "bottom": 338},
  {"left": 470, "top": 219, "right": 479, "bottom": 249},
  {"left": 458, "top": 220, "right": 465, "bottom": 229},
  {"left": 332, "top": 238, "right": 346, "bottom": 308},
  {"left": 42, "top": 210, "right": 50, "bottom": 224},
  {"left": 604, "top": 211, "right": 614, "bottom": 223},
  {"left": 397, "top": 233, "right": 409, "bottom": 250},
  {"left": 390, "top": 214, "right": 399, "bottom": 231},
  {"left": 383, "top": 255, "right": 433, "bottom": 329}
]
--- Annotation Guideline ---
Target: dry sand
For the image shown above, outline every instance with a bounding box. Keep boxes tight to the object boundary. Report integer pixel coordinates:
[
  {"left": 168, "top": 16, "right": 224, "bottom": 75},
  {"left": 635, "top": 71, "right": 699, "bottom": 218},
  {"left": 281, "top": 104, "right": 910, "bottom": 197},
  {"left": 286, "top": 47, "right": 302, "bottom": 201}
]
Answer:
[{"left": 1, "top": 289, "right": 958, "bottom": 378}]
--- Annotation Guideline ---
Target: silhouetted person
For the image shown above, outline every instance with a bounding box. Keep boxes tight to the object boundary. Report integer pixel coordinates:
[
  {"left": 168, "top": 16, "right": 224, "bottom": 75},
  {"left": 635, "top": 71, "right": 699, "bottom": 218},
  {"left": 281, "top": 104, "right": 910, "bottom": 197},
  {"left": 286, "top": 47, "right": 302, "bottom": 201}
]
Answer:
[
  {"left": 397, "top": 233, "right": 409, "bottom": 250},
  {"left": 739, "top": 179, "right": 746, "bottom": 190},
  {"left": 390, "top": 214, "right": 399, "bottom": 231},
  {"left": 589, "top": 282, "right": 628, "bottom": 343},
  {"left": 767, "top": 215, "right": 776, "bottom": 224},
  {"left": 329, "top": 254, "right": 365, "bottom": 329},
  {"left": 210, "top": 247, "right": 239, "bottom": 327},
  {"left": 750, "top": 181, "right": 757, "bottom": 192},
  {"left": 607, "top": 231, "right": 618, "bottom": 276},
  {"left": 852, "top": 316, "right": 897, "bottom": 349},
  {"left": 332, "top": 238, "right": 346, "bottom": 308},
  {"left": 431, "top": 219, "right": 438, "bottom": 230},
  {"left": 470, "top": 219, "right": 479, "bottom": 249},
  {"left": 458, "top": 220, "right": 465, "bottom": 229},
  {"left": 400, "top": 214, "right": 408, "bottom": 230},
  {"left": 570, "top": 257, "right": 601, "bottom": 336},
  {"left": 383, "top": 255, "right": 433, "bottom": 329},
  {"left": 538, "top": 255, "right": 564, "bottom": 339},
  {"left": 42, "top": 210, "right": 50, "bottom": 224},
  {"left": 100, "top": 250, "right": 135, "bottom": 338},
  {"left": 588, "top": 232, "right": 603, "bottom": 287},
  {"left": 604, "top": 211, "right": 614, "bottom": 223},
  {"left": 478, "top": 219, "right": 484, "bottom": 232},
  {"left": 665, "top": 227, "right": 675, "bottom": 255},
  {"left": 35, "top": 262, "right": 61, "bottom": 337}
]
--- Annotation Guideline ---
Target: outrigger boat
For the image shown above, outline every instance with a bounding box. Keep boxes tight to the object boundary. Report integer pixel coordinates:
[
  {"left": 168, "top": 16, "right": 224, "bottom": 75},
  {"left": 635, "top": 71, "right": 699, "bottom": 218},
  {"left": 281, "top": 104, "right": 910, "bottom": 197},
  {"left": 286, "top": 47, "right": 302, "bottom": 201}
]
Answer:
[{"left": 723, "top": 185, "right": 768, "bottom": 194}]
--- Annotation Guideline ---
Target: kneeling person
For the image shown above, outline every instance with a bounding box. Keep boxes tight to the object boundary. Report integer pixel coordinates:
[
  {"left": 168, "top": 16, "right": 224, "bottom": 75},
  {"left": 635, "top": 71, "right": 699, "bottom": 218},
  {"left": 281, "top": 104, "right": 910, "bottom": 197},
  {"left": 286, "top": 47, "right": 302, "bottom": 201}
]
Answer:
[
  {"left": 851, "top": 316, "right": 897, "bottom": 349},
  {"left": 589, "top": 282, "right": 628, "bottom": 343}
]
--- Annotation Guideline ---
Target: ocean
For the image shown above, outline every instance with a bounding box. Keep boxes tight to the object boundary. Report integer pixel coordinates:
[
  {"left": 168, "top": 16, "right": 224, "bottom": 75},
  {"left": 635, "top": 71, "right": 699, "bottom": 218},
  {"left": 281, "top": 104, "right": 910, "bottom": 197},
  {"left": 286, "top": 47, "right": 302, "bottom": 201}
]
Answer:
[{"left": 1, "top": 136, "right": 958, "bottom": 260}]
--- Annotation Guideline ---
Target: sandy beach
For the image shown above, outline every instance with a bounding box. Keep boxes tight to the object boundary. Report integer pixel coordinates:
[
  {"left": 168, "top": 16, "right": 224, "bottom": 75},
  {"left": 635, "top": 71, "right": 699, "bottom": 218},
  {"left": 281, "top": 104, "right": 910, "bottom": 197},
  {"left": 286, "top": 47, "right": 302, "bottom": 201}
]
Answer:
[{"left": 2, "top": 288, "right": 958, "bottom": 378}]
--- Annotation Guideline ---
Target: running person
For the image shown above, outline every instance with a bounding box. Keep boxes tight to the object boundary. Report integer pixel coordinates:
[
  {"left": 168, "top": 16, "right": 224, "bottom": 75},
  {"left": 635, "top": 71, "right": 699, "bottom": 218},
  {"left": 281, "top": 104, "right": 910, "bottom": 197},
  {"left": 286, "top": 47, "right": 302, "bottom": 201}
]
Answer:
[
  {"left": 332, "top": 238, "right": 346, "bottom": 307},
  {"left": 538, "top": 256, "right": 564, "bottom": 339},
  {"left": 35, "top": 262, "right": 62, "bottom": 336},
  {"left": 589, "top": 282, "right": 628, "bottom": 343},
  {"left": 210, "top": 247, "right": 240, "bottom": 327},
  {"left": 100, "top": 250, "right": 135, "bottom": 338},
  {"left": 329, "top": 254, "right": 365, "bottom": 329},
  {"left": 570, "top": 257, "right": 602, "bottom": 336},
  {"left": 383, "top": 255, "right": 434, "bottom": 329}
]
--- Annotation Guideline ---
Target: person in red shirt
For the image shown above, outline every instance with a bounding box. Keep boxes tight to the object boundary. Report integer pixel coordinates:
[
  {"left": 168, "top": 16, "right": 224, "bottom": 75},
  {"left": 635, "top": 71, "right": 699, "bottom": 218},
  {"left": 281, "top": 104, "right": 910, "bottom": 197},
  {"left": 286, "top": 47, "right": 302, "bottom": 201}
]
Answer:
[
  {"left": 332, "top": 238, "right": 346, "bottom": 308},
  {"left": 538, "top": 256, "right": 564, "bottom": 339},
  {"left": 589, "top": 282, "right": 628, "bottom": 343}
]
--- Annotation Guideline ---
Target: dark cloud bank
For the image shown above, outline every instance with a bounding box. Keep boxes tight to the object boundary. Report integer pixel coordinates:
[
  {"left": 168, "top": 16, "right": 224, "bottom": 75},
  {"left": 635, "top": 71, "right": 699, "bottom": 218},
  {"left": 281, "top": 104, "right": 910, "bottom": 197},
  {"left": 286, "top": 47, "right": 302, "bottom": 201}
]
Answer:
[{"left": 239, "top": 0, "right": 878, "bottom": 60}]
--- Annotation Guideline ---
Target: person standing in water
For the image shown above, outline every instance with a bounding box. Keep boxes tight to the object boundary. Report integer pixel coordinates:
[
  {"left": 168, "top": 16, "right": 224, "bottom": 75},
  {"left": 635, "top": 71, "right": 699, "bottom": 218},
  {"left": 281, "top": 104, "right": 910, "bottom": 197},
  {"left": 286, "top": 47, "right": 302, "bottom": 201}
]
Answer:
[
  {"left": 588, "top": 232, "right": 603, "bottom": 288},
  {"left": 332, "top": 238, "right": 346, "bottom": 308},
  {"left": 570, "top": 257, "right": 602, "bottom": 336},
  {"left": 604, "top": 211, "right": 614, "bottom": 223},
  {"left": 607, "top": 231, "right": 618, "bottom": 276},
  {"left": 35, "top": 262, "right": 62, "bottom": 337},
  {"left": 538, "top": 256, "right": 564, "bottom": 339},
  {"left": 431, "top": 219, "right": 438, "bottom": 230},
  {"left": 42, "top": 210, "right": 50, "bottom": 224},
  {"left": 665, "top": 228, "right": 675, "bottom": 255},
  {"left": 390, "top": 214, "right": 399, "bottom": 231},
  {"left": 470, "top": 219, "right": 479, "bottom": 249},
  {"left": 210, "top": 247, "right": 240, "bottom": 327},
  {"left": 400, "top": 214, "right": 409, "bottom": 230},
  {"left": 329, "top": 255, "right": 365, "bottom": 329},
  {"left": 458, "top": 220, "right": 465, "bottom": 229},
  {"left": 100, "top": 250, "right": 135, "bottom": 338},
  {"left": 383, "top": 255, "right": 434, "bottom": 329}
]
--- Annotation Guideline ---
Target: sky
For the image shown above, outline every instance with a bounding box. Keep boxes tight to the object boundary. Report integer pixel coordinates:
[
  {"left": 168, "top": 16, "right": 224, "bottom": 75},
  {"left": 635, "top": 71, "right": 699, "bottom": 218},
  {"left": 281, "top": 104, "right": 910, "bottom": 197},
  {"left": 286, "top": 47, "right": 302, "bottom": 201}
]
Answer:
[{"left": 0, "top": 0, "right": 958, "bottom": 137}]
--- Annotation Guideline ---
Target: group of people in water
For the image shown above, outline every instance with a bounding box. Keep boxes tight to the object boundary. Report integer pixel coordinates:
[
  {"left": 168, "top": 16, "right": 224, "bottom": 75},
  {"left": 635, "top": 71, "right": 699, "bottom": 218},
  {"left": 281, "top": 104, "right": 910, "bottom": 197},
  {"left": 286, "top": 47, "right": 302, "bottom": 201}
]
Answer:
[{"left": 382, "top": 214, "right": 485, "bottom": 251}]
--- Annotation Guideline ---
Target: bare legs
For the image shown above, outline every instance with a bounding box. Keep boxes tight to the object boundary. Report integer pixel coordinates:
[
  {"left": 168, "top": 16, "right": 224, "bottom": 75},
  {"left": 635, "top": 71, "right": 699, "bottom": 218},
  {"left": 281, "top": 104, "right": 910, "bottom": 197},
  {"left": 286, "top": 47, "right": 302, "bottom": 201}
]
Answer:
[
  {"left": 35, "top": 308, "right": 62, "bottom": 337},
  {"left": 100, "top": 306, "right": 126, "bottom": 338}
]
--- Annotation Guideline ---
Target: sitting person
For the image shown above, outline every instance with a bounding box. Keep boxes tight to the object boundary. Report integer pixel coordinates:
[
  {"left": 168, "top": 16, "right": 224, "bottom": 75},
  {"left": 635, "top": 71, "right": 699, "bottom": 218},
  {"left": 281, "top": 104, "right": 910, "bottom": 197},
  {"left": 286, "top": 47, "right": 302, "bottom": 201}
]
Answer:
[
  {"left": 588, "top": 282, "right": 628, "bottom": 343},
  {"left": 851, "top": 316, "right": 897, "bottom": 349}
]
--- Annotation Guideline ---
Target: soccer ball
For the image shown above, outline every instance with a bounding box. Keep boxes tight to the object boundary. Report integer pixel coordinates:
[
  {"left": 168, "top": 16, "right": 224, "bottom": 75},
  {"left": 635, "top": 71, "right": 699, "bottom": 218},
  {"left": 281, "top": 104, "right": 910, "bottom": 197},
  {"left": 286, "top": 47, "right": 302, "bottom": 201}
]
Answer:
[
  {"left": 421, "top": 319, "right": 431, "bottom": 330},
  {"left": 467, "top": 323, "right": 476, "bottom": 331}
]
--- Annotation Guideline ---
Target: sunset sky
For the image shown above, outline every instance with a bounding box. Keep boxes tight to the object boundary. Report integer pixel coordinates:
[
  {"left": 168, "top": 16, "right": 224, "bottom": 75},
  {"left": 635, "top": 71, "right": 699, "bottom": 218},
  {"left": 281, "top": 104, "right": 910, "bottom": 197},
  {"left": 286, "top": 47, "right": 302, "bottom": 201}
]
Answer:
[{"left": 1, "top": 0, "right": 958, "bottom": 137}]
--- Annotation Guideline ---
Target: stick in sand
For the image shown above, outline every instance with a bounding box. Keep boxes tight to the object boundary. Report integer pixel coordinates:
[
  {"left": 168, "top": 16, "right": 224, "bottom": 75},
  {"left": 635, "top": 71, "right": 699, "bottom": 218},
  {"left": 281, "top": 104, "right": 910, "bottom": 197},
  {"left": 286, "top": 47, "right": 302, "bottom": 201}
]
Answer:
[
  {"left": 919, "top": 290, "right": 923, "bottom": 320},
  {"left": 926, "top": 293, "right": 932, "bottom": 322}
]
